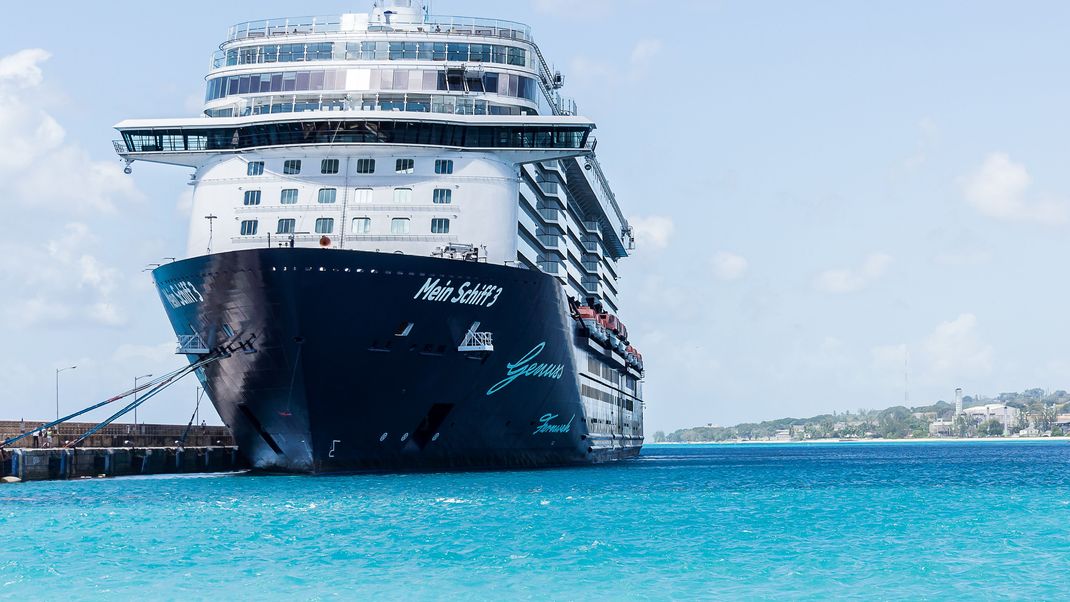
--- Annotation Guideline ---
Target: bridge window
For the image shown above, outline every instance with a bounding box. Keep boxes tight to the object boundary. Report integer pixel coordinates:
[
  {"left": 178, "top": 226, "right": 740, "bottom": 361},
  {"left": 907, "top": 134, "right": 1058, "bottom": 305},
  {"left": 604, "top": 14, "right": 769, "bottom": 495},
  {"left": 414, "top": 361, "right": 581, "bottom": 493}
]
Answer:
[
  {"left": 240, "top": 220, "right": 258, "bottom": 235},
  {"left": 283, "top": 160, "right": 301, "bottom": 174},
  {"left": 321, "top": 159, "right": 339, "bottom": 174},
  {"left": 352, "top": 217, "right": 371, "bottom": 234},
  {"left": 243, "top": 190, "right": 261, "bottom": 206},
  {"left": 247, "top": 161, "right": 264, "bottom": 176},
  {"left": 315, "top": 218, "right": 334, "bottom": 234},
  {"left": 431, "top": 218, "right": 450, "bottom": 234},
  {"left": 391, "top": 218, "right": 410, "bottom": 234},
  {"left": 318, "top": 188, "right": 337, "bottom": 204},
  {"left": 395, "top": 158, "right": 415, "bottom": 174},
  {"left": 277, "top": 218, "right": 295, "bottom": 234},
  {"left": 435, "top": 159, "right": 454, "bottom": 174},
  {"left": 120, "top": 122, "right": 591, "bottom": 153},
  {"left": 356, "top": 158, "right": 376, "bottom": 174},
  {"left": 280, "top": 189, "right": 298, "bottom": 204},
  {"left": 432, "top": 189, "right": 452, "bottom": 204}
]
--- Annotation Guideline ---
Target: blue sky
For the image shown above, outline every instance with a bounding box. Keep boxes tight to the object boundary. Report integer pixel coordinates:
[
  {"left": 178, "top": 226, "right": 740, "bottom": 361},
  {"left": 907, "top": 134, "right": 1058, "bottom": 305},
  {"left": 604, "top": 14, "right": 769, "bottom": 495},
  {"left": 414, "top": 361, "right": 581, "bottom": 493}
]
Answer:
[{"left": 2, "top": 1, "right": 1069, "bottom": 432}]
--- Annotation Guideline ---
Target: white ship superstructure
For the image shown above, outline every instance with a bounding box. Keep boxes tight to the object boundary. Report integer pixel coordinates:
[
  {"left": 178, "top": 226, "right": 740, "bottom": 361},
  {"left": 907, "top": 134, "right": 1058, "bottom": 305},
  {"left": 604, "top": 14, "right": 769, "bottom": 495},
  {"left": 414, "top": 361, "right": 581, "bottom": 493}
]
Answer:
[{"left": 116, "top": 1, "right": 643, "bottom": 472}]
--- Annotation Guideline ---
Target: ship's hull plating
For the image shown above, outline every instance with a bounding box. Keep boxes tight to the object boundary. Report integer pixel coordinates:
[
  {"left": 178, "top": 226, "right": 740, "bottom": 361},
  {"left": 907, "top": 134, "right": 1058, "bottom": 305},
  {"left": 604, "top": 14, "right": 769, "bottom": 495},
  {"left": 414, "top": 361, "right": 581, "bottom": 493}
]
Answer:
[{"left": 152, "top": 248, "right": 641, "bottom": 473}]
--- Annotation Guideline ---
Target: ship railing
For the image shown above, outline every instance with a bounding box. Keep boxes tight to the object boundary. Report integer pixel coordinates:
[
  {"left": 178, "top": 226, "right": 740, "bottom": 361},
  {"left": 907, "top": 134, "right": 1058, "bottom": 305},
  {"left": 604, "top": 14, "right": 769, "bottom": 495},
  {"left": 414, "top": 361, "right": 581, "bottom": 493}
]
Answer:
[
  {"left": 225, "top": 15, "right": 531, "bottom": 43},
  {"left": 458, "top": 330, "right": 493, "bottom": 353},
  {"left": 113, "top": 140, "right": 129, "bottom": 155},
  {"left": 176, "top": 334, "right": 211, "bottom": 355},
  {"left": 227, "top": 16, "right": 343, "bottom": 42}
]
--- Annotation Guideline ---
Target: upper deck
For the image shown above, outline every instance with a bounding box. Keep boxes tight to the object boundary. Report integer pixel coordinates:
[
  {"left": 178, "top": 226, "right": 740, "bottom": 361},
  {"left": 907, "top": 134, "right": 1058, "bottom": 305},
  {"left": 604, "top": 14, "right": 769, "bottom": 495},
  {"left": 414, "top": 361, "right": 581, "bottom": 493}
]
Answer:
[
  {"left": 224, "top": 14, "right": 532, "bottom": 44},
  {"left": 201, "top": 3, "right": 573, "bottom": 120}
]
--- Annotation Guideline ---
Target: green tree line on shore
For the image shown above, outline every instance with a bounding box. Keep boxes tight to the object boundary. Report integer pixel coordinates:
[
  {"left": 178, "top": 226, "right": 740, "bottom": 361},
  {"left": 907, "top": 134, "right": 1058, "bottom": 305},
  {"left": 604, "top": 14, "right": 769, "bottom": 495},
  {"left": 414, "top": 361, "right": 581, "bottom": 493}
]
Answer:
[{"left": 654, "top": 388, "right": 1070, "bottom": 443}]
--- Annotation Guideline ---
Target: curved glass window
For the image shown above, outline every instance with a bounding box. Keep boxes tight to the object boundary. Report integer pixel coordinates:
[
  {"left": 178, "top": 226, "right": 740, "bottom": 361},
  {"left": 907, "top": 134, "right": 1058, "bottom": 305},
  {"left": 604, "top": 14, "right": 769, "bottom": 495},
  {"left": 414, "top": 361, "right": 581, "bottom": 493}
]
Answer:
[
  {"left": 342, "top": 41, "right": 528, "bottom": 66},
  {"left": 216, "top": 43, "right": 335, "bottom": 68},
  {"left": 121, "top": 120, "right": 590, "bottom": 152},
  {"left": 205, "top": 69, "right": 539, "bottom": 103}
]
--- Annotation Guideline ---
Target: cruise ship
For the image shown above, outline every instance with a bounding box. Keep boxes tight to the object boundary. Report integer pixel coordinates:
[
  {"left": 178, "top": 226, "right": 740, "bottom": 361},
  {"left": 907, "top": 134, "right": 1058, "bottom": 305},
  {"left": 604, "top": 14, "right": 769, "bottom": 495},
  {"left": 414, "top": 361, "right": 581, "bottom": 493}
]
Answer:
[{"left": 113, "top": 1, "right": 644, "bottom": 472}]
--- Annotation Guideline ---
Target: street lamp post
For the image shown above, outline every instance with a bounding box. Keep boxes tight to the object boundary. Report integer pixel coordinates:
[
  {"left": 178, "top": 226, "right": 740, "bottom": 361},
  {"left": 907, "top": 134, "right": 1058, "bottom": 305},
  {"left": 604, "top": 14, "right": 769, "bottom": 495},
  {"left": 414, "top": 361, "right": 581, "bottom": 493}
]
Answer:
[
  {"left": 133, "top": 373, "right": 153, "bottom": 428},
  {"left": 55, "top": 366, "right": 77, "bottom": 421}
]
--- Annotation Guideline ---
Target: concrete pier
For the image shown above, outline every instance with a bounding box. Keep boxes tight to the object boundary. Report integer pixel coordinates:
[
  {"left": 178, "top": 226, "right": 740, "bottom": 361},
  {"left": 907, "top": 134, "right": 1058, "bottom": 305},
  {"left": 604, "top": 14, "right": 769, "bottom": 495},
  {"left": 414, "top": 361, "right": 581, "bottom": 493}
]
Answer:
[
  {"left": 0, "top": 420, "right": 234, "bottom": 449},
  {"left": 0, "top": 446, "right": 247, "bottom": 482}
]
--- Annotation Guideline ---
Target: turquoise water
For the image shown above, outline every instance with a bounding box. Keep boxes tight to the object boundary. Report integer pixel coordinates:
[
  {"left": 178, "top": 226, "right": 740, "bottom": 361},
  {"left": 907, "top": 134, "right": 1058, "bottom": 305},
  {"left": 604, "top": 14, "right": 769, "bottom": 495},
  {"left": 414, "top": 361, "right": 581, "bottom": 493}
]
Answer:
[{"left": 3, "top": 442, "right": 1070, "bottom": 599}]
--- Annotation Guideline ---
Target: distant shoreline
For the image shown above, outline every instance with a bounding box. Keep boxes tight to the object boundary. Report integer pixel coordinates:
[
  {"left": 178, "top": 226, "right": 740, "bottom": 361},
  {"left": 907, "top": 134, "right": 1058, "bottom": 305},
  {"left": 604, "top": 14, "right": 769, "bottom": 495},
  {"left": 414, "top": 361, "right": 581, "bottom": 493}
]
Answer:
[{"left": 649, "top": 436, "right": 1069, "bottom": 445}]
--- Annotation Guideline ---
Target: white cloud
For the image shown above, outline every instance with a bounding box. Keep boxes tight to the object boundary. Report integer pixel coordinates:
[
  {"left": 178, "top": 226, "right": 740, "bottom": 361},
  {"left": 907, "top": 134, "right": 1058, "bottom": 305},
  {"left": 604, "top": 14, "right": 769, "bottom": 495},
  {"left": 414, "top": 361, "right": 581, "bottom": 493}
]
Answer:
[
  {"left": 961, "top": 153, "right": 1067, "bottom": 224},
  {"left": 872, "top": 314, "right": 993, "bottom": 388},
  {"left": 568, "top": 38, "right": 664, "bottom": 86},
  {"left": 0, "top": 48, "right": 139, "bottom": 212},
  {"left": 711, "top": 251, "right": 748, "bottom": 281},
  {"left": 629, "top": 38, "right": 662, "bottom": 69},
  {"left": 0, "top": 223, "right": 126, "bottom": 328},
  {"left": 813, "top": 253, "right": 892, "bottom": 294},
  {"left": 920, "top": 313, "right": 993, "bottom": 378},
  {"left": 0, "top": 48, "right": 51, "bottom": 87},
  {"left": 630, "top": 215, "right": 674, "bottom": 250}
]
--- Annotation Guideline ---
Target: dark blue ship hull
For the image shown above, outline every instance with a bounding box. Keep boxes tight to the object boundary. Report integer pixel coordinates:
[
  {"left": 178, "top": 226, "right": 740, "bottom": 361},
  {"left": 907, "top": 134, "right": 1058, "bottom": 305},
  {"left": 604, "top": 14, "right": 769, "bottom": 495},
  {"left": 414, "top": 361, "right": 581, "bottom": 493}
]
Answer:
[{"left": 152, "top": 248, "right": 640, "bottom": 473}]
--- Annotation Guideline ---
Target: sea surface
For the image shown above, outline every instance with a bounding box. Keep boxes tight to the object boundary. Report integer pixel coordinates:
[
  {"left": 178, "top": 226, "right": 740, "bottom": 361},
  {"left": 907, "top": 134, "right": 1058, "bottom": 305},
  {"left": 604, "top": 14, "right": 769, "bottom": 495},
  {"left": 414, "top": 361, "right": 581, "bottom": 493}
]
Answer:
[{"left": 3, "top": 441, "right": 1070, "bottom": 600}]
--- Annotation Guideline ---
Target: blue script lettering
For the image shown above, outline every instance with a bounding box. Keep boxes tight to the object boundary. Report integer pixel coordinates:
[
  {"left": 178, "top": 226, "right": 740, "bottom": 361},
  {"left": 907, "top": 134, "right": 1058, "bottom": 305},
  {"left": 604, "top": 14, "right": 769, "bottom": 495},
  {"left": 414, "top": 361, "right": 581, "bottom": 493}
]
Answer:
[
  {"left": 533, "top": 413, "right": 575, "bottom": 435},
  {"left": 486, "top": 342, "right": 565, "bottom": 396}
]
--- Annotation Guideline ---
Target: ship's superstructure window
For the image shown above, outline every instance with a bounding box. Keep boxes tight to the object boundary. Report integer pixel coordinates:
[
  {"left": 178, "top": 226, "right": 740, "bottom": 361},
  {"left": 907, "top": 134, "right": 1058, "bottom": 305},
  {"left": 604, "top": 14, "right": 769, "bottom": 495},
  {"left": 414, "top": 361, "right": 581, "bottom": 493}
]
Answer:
[
  {"left": 318, "top": 188, "right": 337, "bottom": 204},
  {"left": 356, "top": 158, "right": 376, "bottom": 174},
  {"left": 204, "top": 69, "right": 540, "bottom": 103},
  {"left": 247, "top": 161, "right": 264, "bottom": 176},
  {"left": 243, "top": 190, "right": 261, "bottom": 206},
  {"left": 435, "top": 159, "right": 454, "bottom": 174},
  {"left": 432, "top": 189, "right": 452, "bottom": 204},
  {"left": 352, "top": 217, "right": 371, "bottom": 233},
  {"left": 280, "top": 188, "right": 298, "bottom": 204},
  {"left": 431, "top": 218, "right": 450, "bottom": 234},
  {"left": 315, "top": 218, "right": 334, "bottom": 234},
  {"left": 395, "top": 158, "right": 415, "bottom": 174},
  {"left": 277, "top": 218, "right": 296, "bottom": 234},
  {"left": 283, "top": 160, "right": 301, "bottom": 174},
  {"left": 121, "top": 121, "right": 590, "bottom": 152},
  {"left": 339, "top": 41, "right": 528, "bottom": 67},
  {"left": 240, "top": 220, "right": 258, "bottom": 235},
  {"left": 354, "top": 188, "right": 372, "bottom": 204},
  {"left": 216, "top": 42, "right": 334, "bottom": 67},
  {"left": 391, "top": 218, "right": 410, "bottom": 234},
  {"left": 393, "top": 188, "right": 412, "bottom": 203},
  {"left": 321, "top": 159, "right": 339, "bottom": 174}
]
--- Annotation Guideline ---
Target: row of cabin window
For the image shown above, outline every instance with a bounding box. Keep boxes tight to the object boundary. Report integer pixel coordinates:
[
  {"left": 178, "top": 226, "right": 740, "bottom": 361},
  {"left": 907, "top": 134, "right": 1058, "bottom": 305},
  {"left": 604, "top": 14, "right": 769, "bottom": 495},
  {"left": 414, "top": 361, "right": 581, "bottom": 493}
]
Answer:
[
  {"left": 246, "top": 158, "right": 454, "bottom": 176},
  {"left": 239, "top": 217, "right": 450, "bottom": 235},
  {"left": 242, "top": 188, "right": 452, "bottom": 205}
]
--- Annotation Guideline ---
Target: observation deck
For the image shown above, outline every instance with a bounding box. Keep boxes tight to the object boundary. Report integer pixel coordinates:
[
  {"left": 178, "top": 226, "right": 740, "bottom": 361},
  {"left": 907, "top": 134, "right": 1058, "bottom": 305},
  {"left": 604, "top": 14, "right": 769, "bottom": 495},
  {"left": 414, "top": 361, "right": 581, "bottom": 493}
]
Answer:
[
  {"left": 224, "top": 14, "right": 532, "bottom": 44},
  {"left": 204, "top": 9, "right": 572, "bottom": 119}
]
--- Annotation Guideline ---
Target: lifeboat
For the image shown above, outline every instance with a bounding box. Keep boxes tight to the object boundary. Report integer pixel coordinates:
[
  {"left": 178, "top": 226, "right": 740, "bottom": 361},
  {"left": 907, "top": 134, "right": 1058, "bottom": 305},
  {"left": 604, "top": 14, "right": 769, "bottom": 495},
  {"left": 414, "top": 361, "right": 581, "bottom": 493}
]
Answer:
[{"left": 576, "top": 306, "right": 608, "bottom": 343}]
